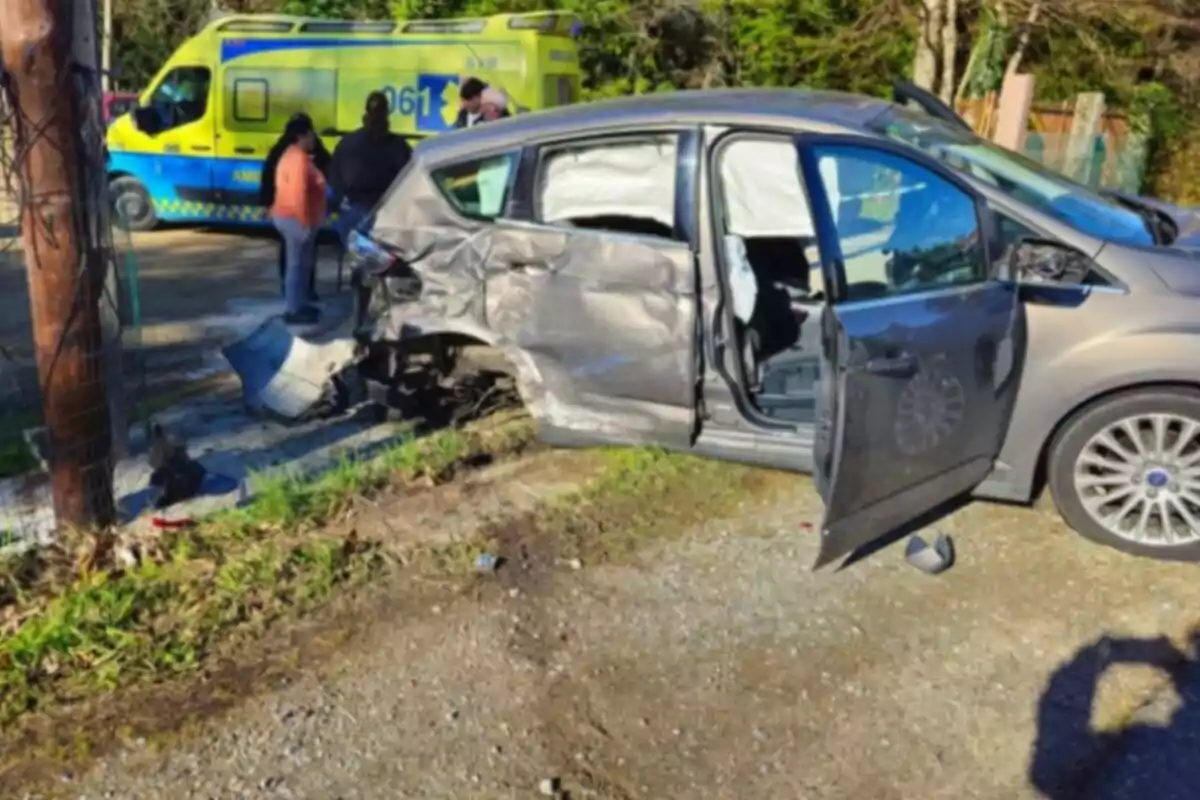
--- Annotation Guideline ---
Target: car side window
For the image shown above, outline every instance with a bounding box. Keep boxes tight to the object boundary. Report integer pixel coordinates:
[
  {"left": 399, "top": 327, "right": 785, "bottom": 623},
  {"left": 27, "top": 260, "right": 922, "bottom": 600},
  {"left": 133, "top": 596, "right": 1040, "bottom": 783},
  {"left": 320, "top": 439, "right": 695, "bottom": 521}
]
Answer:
[
  {"left": 535, "top": 135, "right": 678, "bottom": 240},
  {"left": 147, "top": 67, "right": 211, "bottom": 132},
  {"left": 431, "top": 152, "right": 519, "bottom": 220},
  {"left": 808, "top": 144, "right": 987, "bottom": 303}
]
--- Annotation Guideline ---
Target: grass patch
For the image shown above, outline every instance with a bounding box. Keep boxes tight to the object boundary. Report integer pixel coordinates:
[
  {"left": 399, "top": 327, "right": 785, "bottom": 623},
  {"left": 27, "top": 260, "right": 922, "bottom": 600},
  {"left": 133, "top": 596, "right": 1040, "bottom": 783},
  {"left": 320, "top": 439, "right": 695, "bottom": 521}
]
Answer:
[
  {"left": 0, "top": 413, "right": 535, "bottom": 727},
  {"left": 0, "top": 433, "right": 795, "bottom": 793},
  {"left": 0, "top": 435, "right": 36, "bottom": 481}
]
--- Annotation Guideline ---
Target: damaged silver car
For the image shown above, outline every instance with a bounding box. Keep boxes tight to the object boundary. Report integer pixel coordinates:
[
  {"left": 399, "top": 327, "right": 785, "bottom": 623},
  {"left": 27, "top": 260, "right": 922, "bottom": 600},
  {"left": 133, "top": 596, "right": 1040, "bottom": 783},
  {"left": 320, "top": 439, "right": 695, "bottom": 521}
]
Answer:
[{"left": 345, "top": 86, "right": 1200, "bottom": 567}]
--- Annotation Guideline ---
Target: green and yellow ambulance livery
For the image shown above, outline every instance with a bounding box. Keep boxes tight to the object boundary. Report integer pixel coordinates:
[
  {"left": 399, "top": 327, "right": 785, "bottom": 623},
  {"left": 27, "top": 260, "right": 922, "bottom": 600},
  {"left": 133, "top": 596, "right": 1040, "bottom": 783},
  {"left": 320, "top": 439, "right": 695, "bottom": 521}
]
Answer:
[{"left": 105, "top": 12, "right": 583, "bottom": 230}]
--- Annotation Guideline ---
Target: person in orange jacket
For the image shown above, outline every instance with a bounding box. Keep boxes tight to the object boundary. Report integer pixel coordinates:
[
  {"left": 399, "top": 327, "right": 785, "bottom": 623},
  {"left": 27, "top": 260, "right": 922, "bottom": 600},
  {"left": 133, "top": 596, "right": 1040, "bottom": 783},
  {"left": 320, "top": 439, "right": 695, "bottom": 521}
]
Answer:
[
  {"left": 270, "top": 116, "right": 327, "bottom": 325},
  {"left": 260, "top": 113, "right": 330, "bottom": 302}
]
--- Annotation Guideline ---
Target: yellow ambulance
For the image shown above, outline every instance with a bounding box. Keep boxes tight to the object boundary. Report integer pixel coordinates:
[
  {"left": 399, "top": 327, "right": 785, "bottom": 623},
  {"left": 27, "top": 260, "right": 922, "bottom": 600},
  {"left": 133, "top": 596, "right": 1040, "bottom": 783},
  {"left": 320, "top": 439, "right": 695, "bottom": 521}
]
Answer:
[{"left": 105, "top": 11, "right": 583, "bottom": 230}]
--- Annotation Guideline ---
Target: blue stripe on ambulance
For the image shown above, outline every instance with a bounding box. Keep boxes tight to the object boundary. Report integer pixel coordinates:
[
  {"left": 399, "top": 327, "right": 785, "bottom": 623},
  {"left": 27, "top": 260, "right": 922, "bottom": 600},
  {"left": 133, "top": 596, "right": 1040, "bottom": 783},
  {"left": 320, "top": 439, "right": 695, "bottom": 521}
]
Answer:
[{"left": 109, "top": 151, "right": 344, "bottom": 226}]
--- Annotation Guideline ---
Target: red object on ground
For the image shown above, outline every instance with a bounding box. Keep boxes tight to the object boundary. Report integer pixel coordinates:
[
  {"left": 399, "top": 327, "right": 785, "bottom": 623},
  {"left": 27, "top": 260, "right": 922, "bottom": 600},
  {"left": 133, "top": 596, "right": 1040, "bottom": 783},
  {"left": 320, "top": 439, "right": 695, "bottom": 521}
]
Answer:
[{"left": 150, "top": 515, "right": 194, "bottom": 530}]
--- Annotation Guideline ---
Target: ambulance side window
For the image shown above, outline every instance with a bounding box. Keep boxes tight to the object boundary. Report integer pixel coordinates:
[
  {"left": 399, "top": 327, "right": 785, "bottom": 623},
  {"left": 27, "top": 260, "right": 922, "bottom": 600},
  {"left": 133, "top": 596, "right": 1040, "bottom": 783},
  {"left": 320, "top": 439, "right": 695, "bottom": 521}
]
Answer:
[{"left": 147, "top": 67, "right": 212, "bottom": 132}]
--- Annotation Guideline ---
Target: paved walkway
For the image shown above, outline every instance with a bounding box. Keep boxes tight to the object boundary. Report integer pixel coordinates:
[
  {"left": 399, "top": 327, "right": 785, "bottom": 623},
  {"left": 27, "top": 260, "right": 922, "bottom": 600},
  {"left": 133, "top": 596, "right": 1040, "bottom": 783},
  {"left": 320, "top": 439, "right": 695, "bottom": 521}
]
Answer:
[{"left": 0, "top": 225, "right": 361, "bottom": 546}]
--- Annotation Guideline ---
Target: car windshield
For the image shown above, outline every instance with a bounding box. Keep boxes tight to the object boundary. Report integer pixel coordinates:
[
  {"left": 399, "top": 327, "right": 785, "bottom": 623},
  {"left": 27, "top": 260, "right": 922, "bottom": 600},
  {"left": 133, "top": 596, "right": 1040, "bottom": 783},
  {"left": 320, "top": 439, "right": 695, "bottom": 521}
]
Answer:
[{"left": 867, "top": 108, "right": 1155, "bottom": 247}]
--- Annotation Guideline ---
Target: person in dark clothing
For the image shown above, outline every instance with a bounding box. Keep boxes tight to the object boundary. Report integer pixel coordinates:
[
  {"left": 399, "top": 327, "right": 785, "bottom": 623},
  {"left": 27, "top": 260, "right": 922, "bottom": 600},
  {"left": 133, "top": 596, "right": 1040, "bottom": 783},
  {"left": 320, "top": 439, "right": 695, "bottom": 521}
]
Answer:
[
  {"left": 452, "top": 77, "right": 487, "bottom": 129},
  {"left": 329, "top": 92, "right": 414, "bottom": 249},
  {"left": 260, "top": 112, "right": 331, "bottom": 300}
]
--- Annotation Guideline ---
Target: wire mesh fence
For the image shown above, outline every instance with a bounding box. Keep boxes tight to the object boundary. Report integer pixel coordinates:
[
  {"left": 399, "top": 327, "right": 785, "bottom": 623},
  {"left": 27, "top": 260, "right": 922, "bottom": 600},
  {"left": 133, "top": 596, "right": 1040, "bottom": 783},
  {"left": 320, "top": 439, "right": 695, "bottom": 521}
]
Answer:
[
  {"left": 958, "top": 95, "right": 1152, "bottom": 195},
  {"left": 1022, "top": 130, "right": 1151, "bottom": 195}
]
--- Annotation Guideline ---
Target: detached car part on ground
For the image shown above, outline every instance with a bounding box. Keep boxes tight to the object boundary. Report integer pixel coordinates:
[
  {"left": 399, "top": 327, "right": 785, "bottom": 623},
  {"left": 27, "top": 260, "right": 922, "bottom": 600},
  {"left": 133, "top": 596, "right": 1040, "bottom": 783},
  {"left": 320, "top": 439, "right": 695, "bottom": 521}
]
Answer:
[{"left": 341, "top": 85, "right": 1200, "bottom": 567}]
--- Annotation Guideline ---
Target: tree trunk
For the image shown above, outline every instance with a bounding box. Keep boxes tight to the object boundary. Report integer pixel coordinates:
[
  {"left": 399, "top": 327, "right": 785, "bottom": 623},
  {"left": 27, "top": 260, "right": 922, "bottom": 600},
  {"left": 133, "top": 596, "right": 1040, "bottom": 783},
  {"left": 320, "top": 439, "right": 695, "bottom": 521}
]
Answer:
[
  {"left": 913, "top": 0, "right": 944, "bottom": 92},
  {"left": 954, "top": 30, "right": 982, "bottom": 104},
  {"left": 1005, "top": 1, "right": 1041, "bottom": 78},
  {"left": 940, "top": 0, "right": 959, "bottom": 104}
]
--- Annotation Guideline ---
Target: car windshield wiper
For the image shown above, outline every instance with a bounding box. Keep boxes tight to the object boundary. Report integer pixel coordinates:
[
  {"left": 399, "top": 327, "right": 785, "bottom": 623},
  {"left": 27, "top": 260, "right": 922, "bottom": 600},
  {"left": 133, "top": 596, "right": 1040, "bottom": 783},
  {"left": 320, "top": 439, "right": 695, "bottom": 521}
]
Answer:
[{"left": 1101, "top": 190, "right": 1176, "bottom": 246}]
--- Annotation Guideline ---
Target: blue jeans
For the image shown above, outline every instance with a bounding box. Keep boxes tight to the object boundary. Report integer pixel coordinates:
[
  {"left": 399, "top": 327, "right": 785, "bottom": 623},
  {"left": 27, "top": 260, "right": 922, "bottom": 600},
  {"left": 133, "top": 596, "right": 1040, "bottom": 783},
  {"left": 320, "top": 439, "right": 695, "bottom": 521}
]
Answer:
[
  {"left": 334, "top": 202, "right": 372, "bottom": 250},
  {"left": 333, "top": 201, "right": 364, "bottom": 245},
  {"left": 272, "top": 217, "right": 316, "bottom": 314}
]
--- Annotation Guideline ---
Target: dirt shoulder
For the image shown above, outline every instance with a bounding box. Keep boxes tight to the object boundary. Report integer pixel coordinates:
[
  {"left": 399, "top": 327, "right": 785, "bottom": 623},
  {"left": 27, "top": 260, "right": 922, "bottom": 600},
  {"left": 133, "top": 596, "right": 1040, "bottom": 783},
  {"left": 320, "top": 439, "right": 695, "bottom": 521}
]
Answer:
[{"left": 8, "top": 452, "right": 1200, "bottom": 800}]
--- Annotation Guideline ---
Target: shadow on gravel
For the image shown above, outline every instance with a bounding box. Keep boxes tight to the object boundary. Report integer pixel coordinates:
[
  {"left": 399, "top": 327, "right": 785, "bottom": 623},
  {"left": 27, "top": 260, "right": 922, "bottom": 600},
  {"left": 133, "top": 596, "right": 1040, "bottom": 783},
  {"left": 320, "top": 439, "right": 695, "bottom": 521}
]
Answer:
[{"left": 1030, "top": 631, "right": 1200, "bottom": 800}]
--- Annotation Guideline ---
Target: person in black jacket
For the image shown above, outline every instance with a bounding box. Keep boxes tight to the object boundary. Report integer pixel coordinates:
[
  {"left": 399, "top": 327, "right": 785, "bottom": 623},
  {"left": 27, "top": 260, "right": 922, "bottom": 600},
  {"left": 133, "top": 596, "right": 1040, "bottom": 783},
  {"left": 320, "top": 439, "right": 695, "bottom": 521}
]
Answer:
[
  {"left": 452, "top": 77, "right": 487, "bottom": 129},
  {"left": 260, "top": 112, "right": 331, "bottom": 299},
  {"left": 329, "top": 92, "right": 414, "bottom": 252}
]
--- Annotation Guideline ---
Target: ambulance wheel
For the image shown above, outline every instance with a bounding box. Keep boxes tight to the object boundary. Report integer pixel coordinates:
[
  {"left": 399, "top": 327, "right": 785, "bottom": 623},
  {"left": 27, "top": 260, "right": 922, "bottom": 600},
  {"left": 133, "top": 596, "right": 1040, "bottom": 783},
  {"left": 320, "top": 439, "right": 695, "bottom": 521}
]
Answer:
[{"left": 109, "top": 176, "right": 157, "bottom": 232}]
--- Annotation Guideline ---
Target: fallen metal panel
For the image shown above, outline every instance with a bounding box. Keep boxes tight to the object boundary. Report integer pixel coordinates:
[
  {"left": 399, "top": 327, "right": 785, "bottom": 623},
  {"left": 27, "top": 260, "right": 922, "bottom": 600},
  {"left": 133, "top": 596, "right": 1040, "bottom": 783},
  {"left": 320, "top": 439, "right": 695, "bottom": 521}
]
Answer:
[{"left": 222, "top": 318, "right": 359, "bottom": 420}]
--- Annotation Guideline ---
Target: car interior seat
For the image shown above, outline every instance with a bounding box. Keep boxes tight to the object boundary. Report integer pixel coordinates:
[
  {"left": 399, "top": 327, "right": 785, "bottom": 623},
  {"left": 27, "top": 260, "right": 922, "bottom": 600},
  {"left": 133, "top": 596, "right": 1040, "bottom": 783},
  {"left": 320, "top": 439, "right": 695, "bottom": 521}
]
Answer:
[{"left": 738, "top": 237, "right": 809, "bottom": 391}]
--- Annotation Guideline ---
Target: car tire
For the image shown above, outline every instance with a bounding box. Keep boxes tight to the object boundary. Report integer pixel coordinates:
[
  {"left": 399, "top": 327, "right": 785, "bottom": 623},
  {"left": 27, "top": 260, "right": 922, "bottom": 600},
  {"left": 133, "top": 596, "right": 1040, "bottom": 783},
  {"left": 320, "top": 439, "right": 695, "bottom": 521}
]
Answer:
[
  {"left": 1047, "top": 387, "right": 1200, "bottom": 562},
  {"left": 109, "top": 176, "right": 157, "bottom": 232}
]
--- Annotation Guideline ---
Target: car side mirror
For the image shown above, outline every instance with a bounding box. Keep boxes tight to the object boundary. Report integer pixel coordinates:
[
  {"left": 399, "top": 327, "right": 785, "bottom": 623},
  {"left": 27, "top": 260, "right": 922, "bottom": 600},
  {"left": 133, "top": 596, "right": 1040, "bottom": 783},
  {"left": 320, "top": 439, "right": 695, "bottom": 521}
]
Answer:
[
  {"left": 1009, "top": 238, "right": 1093, "bottom": 285},
  {"left": 133, "top": 107, "right": 163, "bottom": 136}
]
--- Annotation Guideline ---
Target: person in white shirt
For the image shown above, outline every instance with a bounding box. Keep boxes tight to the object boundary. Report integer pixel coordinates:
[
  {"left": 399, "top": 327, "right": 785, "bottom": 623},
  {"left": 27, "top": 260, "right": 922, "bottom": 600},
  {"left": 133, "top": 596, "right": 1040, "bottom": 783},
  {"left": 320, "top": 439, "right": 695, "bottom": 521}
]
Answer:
[{"left": 480, "top": 87, "right": 512, "bottom": 122}]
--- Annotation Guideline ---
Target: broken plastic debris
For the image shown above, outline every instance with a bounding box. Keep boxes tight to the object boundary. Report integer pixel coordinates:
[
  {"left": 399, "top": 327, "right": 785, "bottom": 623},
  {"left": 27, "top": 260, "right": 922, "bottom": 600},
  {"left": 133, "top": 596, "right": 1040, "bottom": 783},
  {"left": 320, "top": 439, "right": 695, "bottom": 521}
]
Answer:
[
  {"left": 222, "top": 318, "right": 359, "bottom": 420},
  {"left": 904, "top": 533, "right": 955, "bottom": 575},
  {"left": 475, "top": 553, "right": 500, "bottom": 573},
  {"left": 150, "top": 515, "right": 194, "bottom": 530}
]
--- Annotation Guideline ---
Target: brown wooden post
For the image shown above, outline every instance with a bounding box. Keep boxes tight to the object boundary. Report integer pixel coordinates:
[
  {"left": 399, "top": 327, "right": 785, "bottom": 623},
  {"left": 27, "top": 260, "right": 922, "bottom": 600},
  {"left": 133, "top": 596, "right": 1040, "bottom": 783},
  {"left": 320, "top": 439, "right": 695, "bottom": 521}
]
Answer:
[{"left": 0, "top": 0, "right": 115, "bottom": 527}]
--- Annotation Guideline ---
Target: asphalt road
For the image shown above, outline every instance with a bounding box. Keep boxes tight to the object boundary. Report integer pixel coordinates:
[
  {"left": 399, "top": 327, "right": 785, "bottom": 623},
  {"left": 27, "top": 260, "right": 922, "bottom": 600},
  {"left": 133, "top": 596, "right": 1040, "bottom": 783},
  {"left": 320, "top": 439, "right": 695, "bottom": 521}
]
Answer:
[
  {"left": 0, "top": 226, "right": 349, "bottom": 407},
  {"left": 41, "top": 450, "right": 1200, "bottom": 800}
]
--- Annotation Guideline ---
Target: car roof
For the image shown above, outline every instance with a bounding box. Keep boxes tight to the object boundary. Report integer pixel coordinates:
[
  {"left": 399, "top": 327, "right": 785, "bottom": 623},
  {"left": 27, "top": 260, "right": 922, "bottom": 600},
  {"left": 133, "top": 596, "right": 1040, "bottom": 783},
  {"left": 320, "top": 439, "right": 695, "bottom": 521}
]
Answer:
[{"left": 416, "top": 88, "right": 893, "bottom": 162}]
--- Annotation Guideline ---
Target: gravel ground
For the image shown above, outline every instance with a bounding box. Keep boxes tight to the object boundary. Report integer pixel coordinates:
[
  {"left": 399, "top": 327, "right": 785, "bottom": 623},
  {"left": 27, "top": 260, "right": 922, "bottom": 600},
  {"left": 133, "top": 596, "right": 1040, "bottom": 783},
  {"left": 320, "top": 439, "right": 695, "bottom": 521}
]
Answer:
[{"left": 22, "top": 470, "right": 1200, "bottom": 800}]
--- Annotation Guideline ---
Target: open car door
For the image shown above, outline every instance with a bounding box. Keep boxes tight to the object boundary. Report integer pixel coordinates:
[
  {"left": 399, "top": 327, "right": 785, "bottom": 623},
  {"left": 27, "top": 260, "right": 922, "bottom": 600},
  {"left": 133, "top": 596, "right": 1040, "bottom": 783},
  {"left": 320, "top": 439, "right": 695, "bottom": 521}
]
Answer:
[
  {"left": 796, "top": 134, "right": 1025, "bottom": 568},
  {"left": 891, "top": 80, "right": 973, "bottom": 131}
]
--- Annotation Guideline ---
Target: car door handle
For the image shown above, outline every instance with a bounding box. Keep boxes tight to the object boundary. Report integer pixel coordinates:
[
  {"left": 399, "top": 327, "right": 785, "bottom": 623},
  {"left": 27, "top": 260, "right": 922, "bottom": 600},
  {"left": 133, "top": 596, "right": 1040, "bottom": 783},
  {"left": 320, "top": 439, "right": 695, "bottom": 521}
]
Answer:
[
  {"left": 863, "top": 353, "right": 917, "bottom": 377},
  {"left": 234, "top": 146, "right": 255, "bottom": 155},
  {"left": 190, "top": 145, "right": 212, "bottom": 152}
]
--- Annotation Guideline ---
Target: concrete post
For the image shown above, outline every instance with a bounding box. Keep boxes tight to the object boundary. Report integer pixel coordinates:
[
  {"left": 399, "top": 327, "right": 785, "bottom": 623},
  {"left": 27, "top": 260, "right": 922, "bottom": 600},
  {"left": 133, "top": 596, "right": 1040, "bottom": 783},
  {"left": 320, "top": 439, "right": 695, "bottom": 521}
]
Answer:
[
  {"left": 992, "top": 72, "right": 1035, "bottom": 153},
  {"left": 1065, "top": 92, "right": 1106, "bottom": 186}
]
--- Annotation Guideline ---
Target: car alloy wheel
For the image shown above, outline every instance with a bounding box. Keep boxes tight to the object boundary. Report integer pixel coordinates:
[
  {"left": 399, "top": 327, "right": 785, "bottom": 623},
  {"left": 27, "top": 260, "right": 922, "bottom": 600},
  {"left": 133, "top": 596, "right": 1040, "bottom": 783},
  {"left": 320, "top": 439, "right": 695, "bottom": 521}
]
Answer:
[
  {"left": 1072, "top": 412, "right": 1200, "bottom": 547},
  {"left": 1048, "top": 388, "right": 1200, "bottom": 561}
]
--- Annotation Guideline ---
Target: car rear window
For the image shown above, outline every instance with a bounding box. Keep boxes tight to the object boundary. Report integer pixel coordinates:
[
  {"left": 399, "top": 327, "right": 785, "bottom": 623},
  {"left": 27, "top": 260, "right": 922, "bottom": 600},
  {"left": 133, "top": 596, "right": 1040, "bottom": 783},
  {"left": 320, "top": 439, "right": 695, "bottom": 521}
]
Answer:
[
  {"left": 535, "top": 135, "right": 678, "bottom": 240},
  {"left": 431, "top": 151, "right": 519, "bottom": 220}
]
